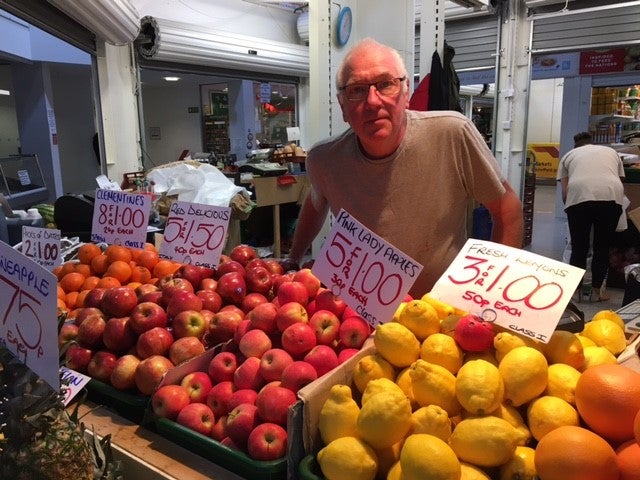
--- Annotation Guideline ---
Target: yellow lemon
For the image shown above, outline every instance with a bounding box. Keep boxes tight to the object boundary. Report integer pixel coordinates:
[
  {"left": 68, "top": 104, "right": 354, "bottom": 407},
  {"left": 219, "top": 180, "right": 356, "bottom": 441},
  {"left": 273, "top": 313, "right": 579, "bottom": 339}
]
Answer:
[
  {"left": 357, "top": 391, "right": 412, "bottom": 449},
  {"left": 391, "top": 302, "right": 406, "bottom": 323},
  {"left": 526, "top": 395, "right": 580, "bottom": 441},
  {"left": 464, "top": 349, "right": 499, "bottom": 366},
  {"left": 372, "top": 441, "right": 402, "bottom": 480},
  {"left": 449, "top": 416, "right": 523, "bottom": 467},
  {"left": 456, "top": 359, "right": 504, "bottom": 415},
  {"left": 498, "top": 346, "right": 548, "bottom": 407},
  {"left": 543, "top": 330, "right": 585, "bottom": 369},
  {"left": 490, "top": 403, "right": 531, "bottom": 446},
  {"left": 581, "top": 319, "right": 627, "bottom": 355},
  {"left": 575, "top": 333, "right": 597, "bottom": 349},
  {"left": 395, "top": 367, "right": 418, "bottom": 409},
  {"left": 386, "top": 461, "right": 402, "bottom": 480},
  {"left": 440, "top": 314, "right": 462, "bottom": 337},
  {"left": 410, "top": 404, "right": 452, "bottom": 441},
  {"left": 409, "top": 359, "right": 461, "bottom": 416},
  {"left": 420, "top": 293, "right": 456, "bottom": 319},
  {"left": 460, "top": 462, "right": 492, "bottom": 480},
  {"left": 352, "top": 353, "right": 396, "bottom": 394},
  {"left": 317, "top": 436, "right": 378, "bottom": 480},
  {"left": 319, "top": 384, "right": 360, "bottom": 444},
  {"left": 374, "top": 322, "right": 420, "bottom": 368},
  {"left": 544, "top": 363, "right": 581, "bottom": 405},
  {"left": 581, "top": 345, "right": 619, "bottom": 370},
  {"left": 499, "top": 446, "right": 537, "bottom": 480},
  {"left": 592, "top": 309, "right": 625, "bottom": 329},
  {"left": 420, "top": 332, "right": 464, "bottom": 374},
  {"left": 400, "top": 434, "right": 461, "bottom": 480},
  {"left": 493, "top": 331, "right": 543, "bottom": 362},
  {"left": 360, "top": 377, "right": 405, "bottom": 405},
  {"left": 396, "top": 299, "right": 440, "bottom": 340}
]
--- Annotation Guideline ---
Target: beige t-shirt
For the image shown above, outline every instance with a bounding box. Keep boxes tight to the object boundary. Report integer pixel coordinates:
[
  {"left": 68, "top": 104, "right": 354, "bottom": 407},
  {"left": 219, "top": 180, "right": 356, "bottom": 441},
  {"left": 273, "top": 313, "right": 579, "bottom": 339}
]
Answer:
[
  {"left": 306, "top": 110, "right": 506, "bottom": 297},
  {"left": 556, "top": 144, "right": 625, "bottom": 209}
]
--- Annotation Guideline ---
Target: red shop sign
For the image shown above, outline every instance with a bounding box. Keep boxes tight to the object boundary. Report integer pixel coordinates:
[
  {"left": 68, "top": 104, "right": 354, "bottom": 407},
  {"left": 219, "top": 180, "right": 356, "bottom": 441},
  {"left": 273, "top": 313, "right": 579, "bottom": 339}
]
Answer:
[{"left": 579, "top": 49, "right": 626, "bottom": 75}]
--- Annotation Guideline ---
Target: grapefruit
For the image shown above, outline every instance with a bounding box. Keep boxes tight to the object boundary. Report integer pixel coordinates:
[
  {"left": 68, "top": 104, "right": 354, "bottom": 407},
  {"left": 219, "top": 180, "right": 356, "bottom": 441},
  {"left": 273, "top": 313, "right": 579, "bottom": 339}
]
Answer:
[{"left": 616, "top": 440, "right": 640, "bottom": 480}]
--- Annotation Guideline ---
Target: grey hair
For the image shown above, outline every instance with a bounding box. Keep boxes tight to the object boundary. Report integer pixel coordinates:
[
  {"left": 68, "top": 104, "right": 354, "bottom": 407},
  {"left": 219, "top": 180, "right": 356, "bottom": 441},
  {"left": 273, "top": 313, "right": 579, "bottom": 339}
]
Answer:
[{"left": 335, "top": 37, "right": 408, "bottom": 89}]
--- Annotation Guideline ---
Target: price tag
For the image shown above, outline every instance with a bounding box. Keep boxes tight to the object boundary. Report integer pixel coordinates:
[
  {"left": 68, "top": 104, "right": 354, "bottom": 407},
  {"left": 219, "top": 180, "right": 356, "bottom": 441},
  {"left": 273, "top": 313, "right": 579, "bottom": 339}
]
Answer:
[
  {"left": 0, "top": 240, "right": 59, "bottom": 390},
  {"left": 312, "top": 209, "right": 423, "bottom": 327},
  {"left": 21, "top": 226, "right": 62, "bottom": 270},
  {"left": 60, "top": 367, "right": 91, "bottom": 407},
  {"left": 91, "top": 189, "right": 151, "bottom": 249},
  {"left": 159, "top": 200, "right": 231, "bottom": 268},
  {"left": 431, "top": 239, "right": 585, "bottom": 343}
]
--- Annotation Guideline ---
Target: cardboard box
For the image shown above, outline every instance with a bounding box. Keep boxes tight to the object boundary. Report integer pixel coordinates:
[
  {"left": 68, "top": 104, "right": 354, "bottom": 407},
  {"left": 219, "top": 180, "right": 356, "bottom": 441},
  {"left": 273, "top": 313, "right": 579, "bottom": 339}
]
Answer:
[
  {"left": 628, "top": 205, "right": 640, "bottom": 231},
  {"left": 252, "top": 175, "right": 308, "bottom": 207}
]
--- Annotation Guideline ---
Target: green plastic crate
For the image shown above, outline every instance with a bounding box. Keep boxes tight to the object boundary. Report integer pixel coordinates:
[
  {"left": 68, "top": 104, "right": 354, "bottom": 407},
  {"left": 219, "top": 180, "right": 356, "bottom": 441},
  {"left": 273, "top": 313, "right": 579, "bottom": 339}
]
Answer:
[
  {"left": 86, "top": 379, "right": 150, "bottom": 424},
  {"left": 299, "top": 454, "right": 323, "bottom": 480}
]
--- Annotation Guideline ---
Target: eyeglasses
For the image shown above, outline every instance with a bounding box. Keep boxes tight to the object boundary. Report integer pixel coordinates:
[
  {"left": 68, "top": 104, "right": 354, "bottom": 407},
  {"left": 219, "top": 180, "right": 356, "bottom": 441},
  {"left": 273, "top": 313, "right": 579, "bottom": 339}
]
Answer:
[{"left": 339, "top": 77, "right": 406, "bottom": 102}]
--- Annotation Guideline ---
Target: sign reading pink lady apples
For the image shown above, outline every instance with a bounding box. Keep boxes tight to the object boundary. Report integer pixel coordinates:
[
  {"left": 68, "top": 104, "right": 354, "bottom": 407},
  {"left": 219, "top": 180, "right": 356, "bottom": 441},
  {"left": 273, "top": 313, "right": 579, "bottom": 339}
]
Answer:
[
  {"left": 312, "top": 209, "right": 423, "bottom": 327},
  {"left": 431, "top": 239, "right": 585, "bottom": 343},
  {"left": 0, "top": 240, "right": 58, "bottom": 390},
  {"left": 91, "top": 189, "right": 151, "bottom": 249},
  {"left": 159, "top": 200, "right": 231, "bottom": 268}
]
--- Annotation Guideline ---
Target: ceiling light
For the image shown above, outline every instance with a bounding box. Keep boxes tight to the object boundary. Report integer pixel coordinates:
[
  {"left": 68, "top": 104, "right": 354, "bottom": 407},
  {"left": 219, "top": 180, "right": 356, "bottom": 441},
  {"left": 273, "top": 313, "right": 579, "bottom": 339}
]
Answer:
[
  {"left": 163, "top": 76, "right": 181, "bottom": 82},
  {"left": 0, "top": 89, "right": 9, "bottom": 96}
]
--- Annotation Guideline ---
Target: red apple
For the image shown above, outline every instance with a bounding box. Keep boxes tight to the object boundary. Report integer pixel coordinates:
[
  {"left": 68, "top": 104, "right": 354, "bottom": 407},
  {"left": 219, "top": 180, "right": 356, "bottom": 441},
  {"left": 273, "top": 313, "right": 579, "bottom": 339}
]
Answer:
[
  {"left": 74, "top": 307, "right": 105, "bottom": 327},
  {"left": 208, "top": 351, "right": 239, "bottom": 383},
  {"left": 110, "top": 354, "right": 141, "bottom": 390},
  {"left": 176, "top": 402, "right": 215, "bottom": 436},
  {"left": 174, "top": 263, "right": 204, "bottom": 290},
  {"left": 135, "top": 283, "right": 159, "bottom": 302},
  {"left": 101, "top": 286, "right": 138, "bottom": 318},
  {"left": 129, "top": 301, "right": 168, "bottom": 334},
  {"left": 166, "top": 290, "right": 203, "bottom": 319},
  {"left": 245, "top": 266, "right": 273, "bottom": 295},
  {"left": 280, "top": 360, "right": 318, "bottom": 393},
  {"left": 337, "top": 348, "right": 360, "bottom": 364},
  {"left": 205, "top": 380, "right": 236, "bottom": 417},
  {"left": 181, "top": 371, "right": 213, "bottom": 403},
  {"left": 272, "top": 272, "right": 294, "bottom": 295},
  {"left": 247, "top": 422, "right": 288, "bottom": 461},
  {"left": 161, "top": 277, "right": 195, "bottom": 305},
  {"left": 225, "top": 403, "right": 259, "bottom": 448},
  {"left": 211, "top": 415, "right": 228, "bottom": 441},
  {"left": 263, "top": 259, "right": 284, "bottom": 275},
  {"left": 255, "top": 384, "right": 297, "bottom": 426},
  {"left": 245, "top": 257, "right": 268, "bottom": 272},
  {"left": 292, "top": 268, "right": 322, "bottom": 298},
  {"left": 216, "top": 260, "right": 246, "bottom": 278},
  {"left": 233, "top": 319, "right": 252, "bottom": 345},
  {"left": 309, "top": 310, "right": 341, "bottom": 345},
  {"left": 314, "top": 289, "right": 347, "bottom": 317},
  {"left": 141, "top": 290, "right": 164, "bottom": 306},
  {"left": 209, "top": 309, "right": 244, "bottom": 345},
  {"left": 306, "top": 299, "right": 317, "bottom": 317},
  {"left": 83, "top": 288, "right": 107, "bottom": 309},
  {"left": 241, "top": 292, "right": 269, "bottom": 313},
  {"left": 136, "top": 326, "right": 174, "bottom": 359},
  {"left": 220, "top": 304, "right": 245, "bottom": 316},
  {"left": 229, "top": 244, "right": 257, "bottom": 267},
  {"left": 247, "top": 302, "right": 278, "bottom": 334},
  {"left": 281, "top": 322, "right": 317, "bottom": 358},
  {"left": 217, "top": 272, "right": 247, "bottom": 305},
  {"left": 172, "top": 309, "right": 207, "bottom": 339},
  {"left": 200, "top": 277, "right": 218, "bottom": 291},
  {"left": 277, "top": 281, "right": 309, "bottom": 306},
  {"left": 239, "top": 329, "right": 273, "bottom": 359},
  {"left": 77, "top": 314, "right": 106, "bottom": 348},
  {"left": 233, "top": 356, "right": 265, "bottom": 391},
  {"left": 87, "top": 350, "right": 118, "bottom": 383},
  {"left": 275, "top": 301, "right": 309, "bottom": 333},
  {"left": 338, "top": 317, "right": 371, "bottom": 350},
  {"left": 169, "top": 336, "right": 206, "bottom": 365},
  {"left": 196, "top": 289, "right": 222, "bottom": 313},
  {"left": 259, "top": 348, "right": 294, "bottom": 382},
  {"left": 151, "top": 384, "right": 190, "bottom": 420},
  {"left": 304, "top": 345, "right": 339, "bottom": 377},
  {"left": 102, "top": 316, "right": 136, "bottom": 353},
  {"left": 58, "top": 322, "right": 79, "bottom": 349},
  {"left": 453, "top": 314, "right": 495, "bottom": 352},
  {"left": 228, "top": 389, "right": 259, "bottom": 411},
  {"left": 64, "top": 344, "right": 93, "bottom": 372}
]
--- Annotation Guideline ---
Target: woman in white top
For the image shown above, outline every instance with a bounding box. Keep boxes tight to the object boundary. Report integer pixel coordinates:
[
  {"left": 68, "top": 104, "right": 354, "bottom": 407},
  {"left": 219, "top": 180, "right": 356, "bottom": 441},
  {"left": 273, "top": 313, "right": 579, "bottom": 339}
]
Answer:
[{"left": 557, "top": 131, "right": 625, "bottom": 302}]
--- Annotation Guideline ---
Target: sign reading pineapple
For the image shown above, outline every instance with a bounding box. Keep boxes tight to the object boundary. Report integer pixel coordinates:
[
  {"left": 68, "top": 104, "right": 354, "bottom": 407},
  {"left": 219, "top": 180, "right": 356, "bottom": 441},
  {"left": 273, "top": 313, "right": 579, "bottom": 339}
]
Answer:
[{"left": 0, "top": 240, "right": 59, "bottom": 390}]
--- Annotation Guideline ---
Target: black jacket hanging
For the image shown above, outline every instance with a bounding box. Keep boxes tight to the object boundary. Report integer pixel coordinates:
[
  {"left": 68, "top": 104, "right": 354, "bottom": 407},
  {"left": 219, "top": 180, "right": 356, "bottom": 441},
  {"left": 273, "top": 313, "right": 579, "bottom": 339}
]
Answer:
[{"left": 428, "top": 41, "right": 462, "bottom": 113}]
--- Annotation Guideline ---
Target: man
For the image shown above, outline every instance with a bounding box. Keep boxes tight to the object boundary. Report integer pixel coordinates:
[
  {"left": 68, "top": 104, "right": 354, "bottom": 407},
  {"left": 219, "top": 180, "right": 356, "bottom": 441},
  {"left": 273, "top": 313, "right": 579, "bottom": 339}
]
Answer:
[{"left": 287, "top": 38, "right": 523, "bottom": 297}]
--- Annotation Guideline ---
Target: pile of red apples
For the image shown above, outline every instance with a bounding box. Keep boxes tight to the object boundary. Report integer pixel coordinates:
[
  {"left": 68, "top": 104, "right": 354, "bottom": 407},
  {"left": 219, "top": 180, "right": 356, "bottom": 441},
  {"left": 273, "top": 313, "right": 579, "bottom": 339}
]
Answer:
[{"left": 59, "top": 244, "right": 372, "bottom": 461}]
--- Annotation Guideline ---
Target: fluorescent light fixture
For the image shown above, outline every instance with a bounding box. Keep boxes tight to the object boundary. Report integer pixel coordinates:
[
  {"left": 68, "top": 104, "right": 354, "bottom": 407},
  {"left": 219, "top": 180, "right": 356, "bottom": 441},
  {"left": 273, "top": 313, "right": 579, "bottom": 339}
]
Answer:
[
  {"left": 136, "top": 16, "right": 309, "bottom": 77},
  {"left": 47, "top": 0, "right": 140, "bottom": 45},
  {"left": 0, "top": 89, "right": 9, "bottom": 96},
  {"left": 449, "top": 0, "right": 491, "bottom": 7},
  {"left": 163, "top": 76, "right": 180, "bottom": 82}
]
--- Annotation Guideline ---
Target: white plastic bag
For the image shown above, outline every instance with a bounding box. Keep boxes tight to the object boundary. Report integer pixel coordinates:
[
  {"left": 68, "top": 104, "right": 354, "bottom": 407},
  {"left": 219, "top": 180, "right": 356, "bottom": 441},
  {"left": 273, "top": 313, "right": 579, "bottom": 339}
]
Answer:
[{"left": 617, "top": 195, "right": 631, "bottom": 232}]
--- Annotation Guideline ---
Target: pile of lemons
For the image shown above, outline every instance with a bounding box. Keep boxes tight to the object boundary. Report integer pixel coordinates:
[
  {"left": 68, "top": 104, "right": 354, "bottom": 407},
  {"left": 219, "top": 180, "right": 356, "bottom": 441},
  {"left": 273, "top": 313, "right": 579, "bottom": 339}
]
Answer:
[{"left": 314, "top": 295, "right": 630, "bottom": 480}]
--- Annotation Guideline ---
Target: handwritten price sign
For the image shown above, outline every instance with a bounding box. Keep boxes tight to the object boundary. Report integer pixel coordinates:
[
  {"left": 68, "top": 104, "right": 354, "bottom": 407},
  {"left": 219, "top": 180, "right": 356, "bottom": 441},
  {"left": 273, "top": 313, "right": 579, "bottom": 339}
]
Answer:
[
  {"left": 159, "top": 200, "right": 231, "bottom": 268},
  {"left": 21, "top": 226, "right": 61, "bottom": 270},
  {"left": 431, "top": 239, "right": 585, "bottom": 343},
  {"left": 0, "top": 240, "right": 58, "bottom": 390},
  {"left": 312, "top": 209, "right": 423, "bottom": 327},
  {"left": 91, "top": 189, "right": 151, "bottom": 249}
]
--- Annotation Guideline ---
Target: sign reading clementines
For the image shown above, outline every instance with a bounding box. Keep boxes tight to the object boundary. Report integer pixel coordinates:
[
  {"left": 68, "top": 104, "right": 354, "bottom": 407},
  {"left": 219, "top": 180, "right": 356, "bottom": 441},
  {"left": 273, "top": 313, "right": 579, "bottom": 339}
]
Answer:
[
  {"left": 91, "top": 189, "right": 151, "bottom": 249},
  {"left": 312, "top": 209, "right": 423, "bottom": 327},
  {"left": 431, "top": 239, "right": 585, "bottom": 343}
]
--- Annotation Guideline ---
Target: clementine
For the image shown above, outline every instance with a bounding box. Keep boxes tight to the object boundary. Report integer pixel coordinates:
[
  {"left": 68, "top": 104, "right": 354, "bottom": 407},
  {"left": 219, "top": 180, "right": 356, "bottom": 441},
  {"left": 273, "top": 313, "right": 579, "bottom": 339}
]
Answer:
[
  {"left": 104, "top": 244, "right": 132, "bottom": 264},
  {"left": 90, "top": 254, "right": 110, "bottom": 276},
  {"left": 65, "top": 291, "right": 80, "bottom": 310},
  {"left": 75, "top": 289, "right": 91, "bottom": 308},
  {"left": 96, "top": 276, "right": 122, "bottom": 289},
  {"left": 77, "top": 243, "right": 102, "bottom": 265},
  {"left": 616, "top": 439, "right": 640, "bottom": 480},
  {"left": 575, "top": 364, "right": 640, "bottom": 443},
  {"left": 153, "top": 259, "right": 180, "bottom": 278},
  {"left": 138, "top": 250, "right": 160, "bottom": 271},
  {"left": 57, "top": 285, "right": 66, "bottom": 300},
  {"left": 73, "top": 263, "right": 91, "bottom": 278},
  {"left": 129, "top": 265, "right": 152, "bottom": 284},
  {"left": 534, "top": 425, "right": 619, "bottom": 480},
  {"left": 80, "top": 276, "right": 101, "bottom": 291},
  {"left": 59, "top": 272, "right": 86, "bottom": 293},
  {"left": 106, "top": 260, "right": 132, "bottom": 283}
]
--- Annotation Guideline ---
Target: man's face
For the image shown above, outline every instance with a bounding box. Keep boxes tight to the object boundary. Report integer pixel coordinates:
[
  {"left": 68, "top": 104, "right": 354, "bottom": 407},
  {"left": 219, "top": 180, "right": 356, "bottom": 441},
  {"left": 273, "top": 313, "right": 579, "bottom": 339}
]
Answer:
[{"left": 338, "top": 48, "right": 409, "bottom": 158}]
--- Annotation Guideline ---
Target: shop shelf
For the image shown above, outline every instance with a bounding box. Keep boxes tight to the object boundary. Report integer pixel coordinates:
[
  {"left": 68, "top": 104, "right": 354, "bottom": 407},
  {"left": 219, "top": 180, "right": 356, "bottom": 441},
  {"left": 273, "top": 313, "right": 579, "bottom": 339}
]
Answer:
[{"left": 86, "top": 379, "right": 150, "bottom": 424}]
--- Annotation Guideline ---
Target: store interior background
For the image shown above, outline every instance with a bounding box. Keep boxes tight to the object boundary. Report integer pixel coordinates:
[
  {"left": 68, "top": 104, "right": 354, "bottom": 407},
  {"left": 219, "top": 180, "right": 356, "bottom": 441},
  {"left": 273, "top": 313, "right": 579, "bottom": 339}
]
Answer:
[{"left": 0, "top": 0, "right": 638, "bottom": 311}]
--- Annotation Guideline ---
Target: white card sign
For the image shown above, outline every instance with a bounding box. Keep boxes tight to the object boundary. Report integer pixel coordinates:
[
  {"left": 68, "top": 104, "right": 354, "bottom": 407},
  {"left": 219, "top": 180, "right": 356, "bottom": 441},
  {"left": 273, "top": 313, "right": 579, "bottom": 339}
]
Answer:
[
  {"left": 0, "top": 240, "right": 59, "bottom": 390},
  {"left": 312, "top": 209, "right": 423, "bottom": 327},
  {"left": 60, "top": 367, "right": 91, "bottom": 406},
  {"left": 159, "top": 200, "right": 231, "bottom": 268},
  {"left": 431, "top": 239, "right": 585, "bottom": 343},
  {"left": 21, "top": 226, "right": 62, "bottom": 270},
  {"left": 91, "top": 189, "right": 151, "bottom": 249}
]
